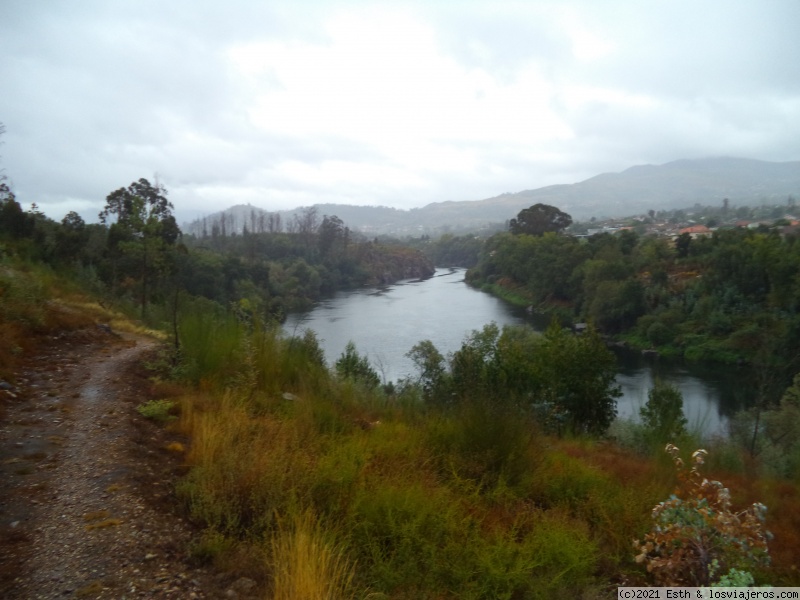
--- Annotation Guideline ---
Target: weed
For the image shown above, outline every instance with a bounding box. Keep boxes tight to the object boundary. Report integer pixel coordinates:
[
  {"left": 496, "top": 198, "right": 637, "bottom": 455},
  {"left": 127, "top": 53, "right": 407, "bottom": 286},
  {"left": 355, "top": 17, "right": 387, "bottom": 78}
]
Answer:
[
  {"left": 188, "top": 529, "right": 236, "bottom": 566},
  {"left": 136, "top": 399, "right": 178, "bottom": 424}
]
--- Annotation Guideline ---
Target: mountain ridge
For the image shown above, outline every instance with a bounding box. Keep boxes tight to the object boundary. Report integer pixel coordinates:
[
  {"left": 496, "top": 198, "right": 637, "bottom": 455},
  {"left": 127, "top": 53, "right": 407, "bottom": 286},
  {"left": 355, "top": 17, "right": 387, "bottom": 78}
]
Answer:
[{"left": 183, "top": 157, "right": 800, "bottom": 236}]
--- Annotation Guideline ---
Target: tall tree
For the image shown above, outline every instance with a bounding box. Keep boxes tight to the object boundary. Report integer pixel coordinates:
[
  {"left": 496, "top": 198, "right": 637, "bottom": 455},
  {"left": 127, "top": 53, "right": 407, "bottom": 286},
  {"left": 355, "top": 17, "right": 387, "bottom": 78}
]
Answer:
[
  {"left": 99, "top": 178, "right": 181, "bottom": 317},
  {"left": 318, "top": 214, "right": 345, "bottom": 258},
  {"left": 508, "top": 203, "right": 572, "bottom": 236}
]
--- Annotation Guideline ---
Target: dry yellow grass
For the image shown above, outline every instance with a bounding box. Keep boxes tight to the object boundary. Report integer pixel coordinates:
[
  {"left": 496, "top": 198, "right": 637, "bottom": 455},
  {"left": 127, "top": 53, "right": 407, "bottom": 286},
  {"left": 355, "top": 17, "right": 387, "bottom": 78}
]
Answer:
[
  {"left": 269, "top": 511, "right": 355, "bottom": 600},
  {"left": 165, "top": 441, "right": 185, "bottom": 453}
]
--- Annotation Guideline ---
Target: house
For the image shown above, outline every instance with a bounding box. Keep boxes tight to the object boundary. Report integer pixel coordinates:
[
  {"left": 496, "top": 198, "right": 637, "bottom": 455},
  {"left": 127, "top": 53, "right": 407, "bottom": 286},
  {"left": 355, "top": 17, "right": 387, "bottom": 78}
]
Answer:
[{"left": 678, "top": 225, "right": 711, "bottom": 238}]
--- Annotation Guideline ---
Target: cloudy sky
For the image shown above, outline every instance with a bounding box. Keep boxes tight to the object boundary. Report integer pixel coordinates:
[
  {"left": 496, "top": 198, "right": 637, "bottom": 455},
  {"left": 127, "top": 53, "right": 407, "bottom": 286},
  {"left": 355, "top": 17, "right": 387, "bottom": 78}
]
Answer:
[{"left": 2, "top": 0, "right": 799, "bottom": 224}]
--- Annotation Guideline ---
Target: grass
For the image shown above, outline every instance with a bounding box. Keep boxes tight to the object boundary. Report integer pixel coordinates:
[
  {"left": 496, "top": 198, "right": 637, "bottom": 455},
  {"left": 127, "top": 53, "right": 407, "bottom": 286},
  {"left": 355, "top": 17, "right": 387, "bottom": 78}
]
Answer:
[
  {"left": 270, "top": 510, "right": 356, "bottom": 600},
  {"left": 0, "top": 255, "right": 164, "bottom": 379}
]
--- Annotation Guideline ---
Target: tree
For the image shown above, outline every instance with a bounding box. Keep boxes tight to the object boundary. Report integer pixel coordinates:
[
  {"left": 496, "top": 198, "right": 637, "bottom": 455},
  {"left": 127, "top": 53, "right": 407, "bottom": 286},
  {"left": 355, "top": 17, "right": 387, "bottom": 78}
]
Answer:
[
  {"left": 0, "top": 183, "right": 34, "bottom": 239},
  {"left": 508, "top": 204, "right": 572, "bottom": 236},
  {"left": 640, "top": 380, "right": 688, "bottom": 443},
  {"left": 318, "top": 215, "right": 345, "bottom": 258},
  {"left": 0, "top": 123, "right": 35, "bottom": 240},
  {"left": 675, "top": 232, "right": 692, "bottom": 259},
  {"left": 335, "top": 341, "right": 380, "bottom": 388},
  {"left": 55, "top": 211, "right": 89, "bottom": 262},
  {"left": 407, "top": 340, "right": 448, "bottom": 402},
  {"left": 99, "top": 178, "right": 181, "bottom": 317},
  {"left": 534, "top": 321, "right": 620, "bottom": 435}
]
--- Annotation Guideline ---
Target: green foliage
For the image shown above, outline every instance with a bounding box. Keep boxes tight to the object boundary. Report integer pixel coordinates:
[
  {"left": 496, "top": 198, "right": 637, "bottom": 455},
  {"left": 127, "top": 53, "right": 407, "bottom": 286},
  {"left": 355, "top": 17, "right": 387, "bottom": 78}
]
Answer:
[
  {"left": 533, "top": 321, "right": 621, "bottom": 435},
  {"left": 418, "top": 233, "right": 484, "bottom": 268},
  {"left": 177, "top": 299, "right": 244, "bottom": 385},
  {"left": 99, "top": 178, "right": 180, "bottom": 318},
  {"left": 508, "top": 203, "right": 573, "bottom": 236},
  {"left": 728, "top": 372, "right": 800, "bottom": 479},
  {"left": 406, "top": 339, "right": 448, "bottom": 402},
  {"left": 335, "top": 341, "right": 381, "bottom": 388},
  {"left": 347, "top": 479, "right": 598, "bottom": 598},
  {"left": 407, "top": 321, "right": 620, "bottom": 436},
  {"left": 634, "top": 445, "right": 771, "bottom": 586},
  {"left": 136, "top": 399, "right": 178, "bottom": 424},
  {"left": 427, "top": 402, "right": 537, "bottom": 489},
  {"left": 469, "top": 220, "right": 800, "bottom": 368},
  {"left": 640, "top": 380, "right": 688, "bottom": 444}
]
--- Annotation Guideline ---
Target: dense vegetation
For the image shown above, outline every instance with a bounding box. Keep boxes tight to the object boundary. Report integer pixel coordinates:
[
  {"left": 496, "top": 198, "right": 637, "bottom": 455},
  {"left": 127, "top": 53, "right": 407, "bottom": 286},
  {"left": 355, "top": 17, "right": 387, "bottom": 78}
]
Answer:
[
  {"left": 4, "top": 162, "right": 800, "bottom": 595},
  {"left": 0, "top": 178, "right": 434, "bottom": 327},
  {"left": 168, "top": 304, "right": 797, "bottom": 596},
  {"left": 468, "top": 205, "right": 800, "bottom": 380}
]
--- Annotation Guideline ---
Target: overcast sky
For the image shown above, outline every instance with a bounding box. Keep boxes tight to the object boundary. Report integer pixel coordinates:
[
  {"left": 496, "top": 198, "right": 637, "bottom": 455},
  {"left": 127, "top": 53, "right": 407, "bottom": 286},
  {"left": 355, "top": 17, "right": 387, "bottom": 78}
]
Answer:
[{"left": 2, "top": 0, "right": 799, "bottom": 224}]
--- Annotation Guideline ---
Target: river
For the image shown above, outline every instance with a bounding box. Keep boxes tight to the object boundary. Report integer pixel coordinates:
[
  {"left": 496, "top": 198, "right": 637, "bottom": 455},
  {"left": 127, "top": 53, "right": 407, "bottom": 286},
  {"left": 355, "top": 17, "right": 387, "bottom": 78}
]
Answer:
[{"left": 284, "top": 267, "right": 752, "bottom": 436}]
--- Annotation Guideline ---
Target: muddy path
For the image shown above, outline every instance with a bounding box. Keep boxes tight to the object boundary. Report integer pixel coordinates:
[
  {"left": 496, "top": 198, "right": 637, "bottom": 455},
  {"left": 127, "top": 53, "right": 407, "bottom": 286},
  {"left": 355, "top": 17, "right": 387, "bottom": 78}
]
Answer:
[{"left": 0, "top": 329, "right": 254, "bottom": 599}]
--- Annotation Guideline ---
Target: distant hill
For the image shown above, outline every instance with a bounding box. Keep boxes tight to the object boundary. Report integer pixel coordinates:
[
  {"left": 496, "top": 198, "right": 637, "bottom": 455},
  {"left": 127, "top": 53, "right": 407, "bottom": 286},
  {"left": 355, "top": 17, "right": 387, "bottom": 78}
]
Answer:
[{"left": 183, "top": 157, "right": 800, "bottom": 236}]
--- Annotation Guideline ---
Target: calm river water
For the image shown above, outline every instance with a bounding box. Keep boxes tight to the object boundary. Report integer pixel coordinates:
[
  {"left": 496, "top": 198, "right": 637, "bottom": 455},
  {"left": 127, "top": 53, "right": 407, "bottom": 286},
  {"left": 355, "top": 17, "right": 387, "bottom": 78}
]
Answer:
[{"left": 284, "top": 268, "right": 752, "bottom": 435}]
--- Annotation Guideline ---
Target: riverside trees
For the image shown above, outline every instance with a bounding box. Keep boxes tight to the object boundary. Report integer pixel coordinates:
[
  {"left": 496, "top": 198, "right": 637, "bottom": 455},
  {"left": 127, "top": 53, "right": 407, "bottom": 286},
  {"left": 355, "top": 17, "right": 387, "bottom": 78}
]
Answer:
[
  {"left": 470, "top": 208, "right": 800, "bottom": 372},
  {"left": 408, "top": 320, "right": 620, "bottom": 436}
]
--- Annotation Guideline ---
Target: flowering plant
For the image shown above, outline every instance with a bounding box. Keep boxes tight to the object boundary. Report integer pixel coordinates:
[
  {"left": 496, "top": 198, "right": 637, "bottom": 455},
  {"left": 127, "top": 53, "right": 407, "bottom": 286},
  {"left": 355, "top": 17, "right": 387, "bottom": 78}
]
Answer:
[{"left": 633, "top": 444, "right": 771, "bottom": 586}]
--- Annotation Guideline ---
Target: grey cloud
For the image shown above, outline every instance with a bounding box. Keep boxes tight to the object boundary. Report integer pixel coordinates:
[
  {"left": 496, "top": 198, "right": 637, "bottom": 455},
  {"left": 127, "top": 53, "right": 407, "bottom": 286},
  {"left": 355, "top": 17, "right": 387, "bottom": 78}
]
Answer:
[{"left": 2, "top": 0, "right": 799, "bottom": 224}]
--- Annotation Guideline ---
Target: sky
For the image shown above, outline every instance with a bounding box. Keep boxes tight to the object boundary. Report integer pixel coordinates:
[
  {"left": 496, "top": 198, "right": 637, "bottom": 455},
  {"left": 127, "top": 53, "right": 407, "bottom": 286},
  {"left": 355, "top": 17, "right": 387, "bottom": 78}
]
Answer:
[{"left": 2, "top": 0, "right": 799, "bottom": 225}]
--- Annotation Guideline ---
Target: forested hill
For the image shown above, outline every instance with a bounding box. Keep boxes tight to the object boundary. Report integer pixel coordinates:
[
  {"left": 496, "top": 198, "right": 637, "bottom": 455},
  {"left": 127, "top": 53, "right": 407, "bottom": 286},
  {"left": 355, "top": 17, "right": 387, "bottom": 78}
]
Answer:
[
  {"left": 0, "top": 178, "right": 434, "bottom": 321},
  {"left": 183, "top": 157, "right": 800, "bottom": 235},
  {"left": 467, "top": 219, "right": 800, "bottom": 372}
]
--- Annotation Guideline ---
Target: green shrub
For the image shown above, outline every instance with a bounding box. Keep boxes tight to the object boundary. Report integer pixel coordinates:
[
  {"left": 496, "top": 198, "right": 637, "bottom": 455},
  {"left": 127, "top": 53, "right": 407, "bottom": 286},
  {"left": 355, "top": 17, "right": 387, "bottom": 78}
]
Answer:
[
  {"left": 647, "top": 321, "right": 675, "bottom": 346},
  {"left": 427, "top": 403, "right": 537, "bottom": 489},
  {"left": 136, "top": 399, "right": 178, "bottom": 424}
]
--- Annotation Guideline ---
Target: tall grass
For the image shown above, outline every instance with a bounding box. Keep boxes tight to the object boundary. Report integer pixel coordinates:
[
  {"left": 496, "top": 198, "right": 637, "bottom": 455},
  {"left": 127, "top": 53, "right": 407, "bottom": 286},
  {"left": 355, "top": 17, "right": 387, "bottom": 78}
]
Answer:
[
  {"left": 0, "top": 257, "right": 128, "bottom": 377},
  {"left": 270, "top": 511, "right": 356, "bottom": 600}
]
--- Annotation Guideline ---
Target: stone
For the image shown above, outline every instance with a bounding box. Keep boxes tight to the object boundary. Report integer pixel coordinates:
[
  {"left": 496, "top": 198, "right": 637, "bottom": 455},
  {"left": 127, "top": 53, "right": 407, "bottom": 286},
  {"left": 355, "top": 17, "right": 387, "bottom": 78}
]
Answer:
[{"left": 229, "top": 577, "right": 257, "bottom": 594}]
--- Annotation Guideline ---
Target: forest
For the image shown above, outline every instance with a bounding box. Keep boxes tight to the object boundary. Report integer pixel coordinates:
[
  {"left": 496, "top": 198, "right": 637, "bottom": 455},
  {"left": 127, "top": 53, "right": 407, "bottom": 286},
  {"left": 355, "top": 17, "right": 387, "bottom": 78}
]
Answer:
[
  {"left": 0, "top": 178, "right": 434, "bottom": 324},
  {"left": 467, "top": 203, "right": 800, "bottom": 378}
]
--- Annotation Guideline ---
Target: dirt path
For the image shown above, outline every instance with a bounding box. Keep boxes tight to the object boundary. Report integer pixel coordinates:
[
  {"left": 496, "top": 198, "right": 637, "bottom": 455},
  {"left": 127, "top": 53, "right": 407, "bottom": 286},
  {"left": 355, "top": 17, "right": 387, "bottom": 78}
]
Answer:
[{"left": 0, "top": 329, "right": 251, "bottom": 599}]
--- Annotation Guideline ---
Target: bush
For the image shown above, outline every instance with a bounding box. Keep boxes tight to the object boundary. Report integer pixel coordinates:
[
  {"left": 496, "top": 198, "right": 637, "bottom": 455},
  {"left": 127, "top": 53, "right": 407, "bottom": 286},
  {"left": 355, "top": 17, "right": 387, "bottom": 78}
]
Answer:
[
  {"left": 646, "top": 321, "right": 675, "bottom": 346},
  {"left": 634, "top": 445, "right": 771, "bottom": 586},
  {"left": 136, "top": 399, "right": 178, "bottom": 424}
]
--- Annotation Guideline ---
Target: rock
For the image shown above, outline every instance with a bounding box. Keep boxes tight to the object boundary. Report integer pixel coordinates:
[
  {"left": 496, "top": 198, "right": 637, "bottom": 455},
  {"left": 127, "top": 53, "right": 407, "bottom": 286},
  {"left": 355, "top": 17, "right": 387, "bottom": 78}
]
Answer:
[
  {"left": 282, "top": 392, "right": 299, "bottom": 401},
  {"left": 229, "top": 577, "right": 257, "bottom": 594},
  {"left": 0, "top": 380, "right": 14, "bottom": 391}
]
